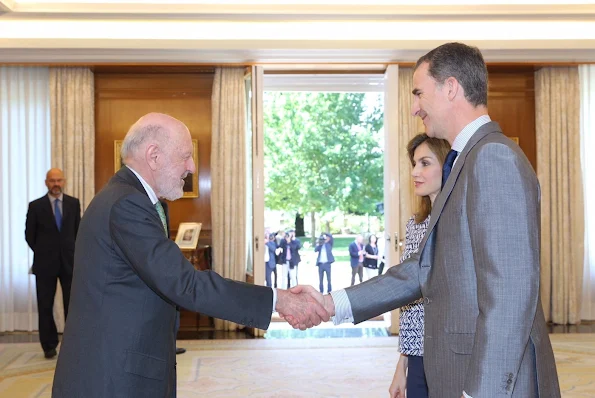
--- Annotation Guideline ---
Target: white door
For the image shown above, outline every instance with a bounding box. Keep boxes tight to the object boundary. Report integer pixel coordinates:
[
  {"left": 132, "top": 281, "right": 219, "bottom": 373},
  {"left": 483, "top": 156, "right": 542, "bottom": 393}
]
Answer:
[
  {"left": 383, "top": 65, "right": 403, "bottom": 334},
  {"left": 249, "top": 66, "right": 267, "bottom": 336},
  {"left": 250, "top": 66, "right": 266, "bottom": 289}
]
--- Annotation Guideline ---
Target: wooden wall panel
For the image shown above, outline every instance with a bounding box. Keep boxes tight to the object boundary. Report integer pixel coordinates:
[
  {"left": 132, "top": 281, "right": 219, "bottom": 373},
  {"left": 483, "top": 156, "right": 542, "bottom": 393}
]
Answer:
[
  {"left": 94, "top": 73, "right": 214, "bottom": 241},
  {"left": 487, "top": 68, "right": 536, "bottom": 170}
]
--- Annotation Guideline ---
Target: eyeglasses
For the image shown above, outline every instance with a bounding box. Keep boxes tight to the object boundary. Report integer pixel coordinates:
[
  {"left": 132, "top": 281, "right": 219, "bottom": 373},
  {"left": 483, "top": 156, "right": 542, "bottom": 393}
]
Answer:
[{"left": 47, "top": 179, "right": 65, "bottom": 183}]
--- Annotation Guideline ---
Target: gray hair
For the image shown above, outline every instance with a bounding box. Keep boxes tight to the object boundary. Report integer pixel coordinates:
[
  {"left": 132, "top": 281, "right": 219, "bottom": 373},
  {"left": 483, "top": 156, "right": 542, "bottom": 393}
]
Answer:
[
  {"left": 121, "top": 123, "right": 169, "bottom": 163},
  {"left": 414, "top": 42, "right": 488, "bottom": 107}
]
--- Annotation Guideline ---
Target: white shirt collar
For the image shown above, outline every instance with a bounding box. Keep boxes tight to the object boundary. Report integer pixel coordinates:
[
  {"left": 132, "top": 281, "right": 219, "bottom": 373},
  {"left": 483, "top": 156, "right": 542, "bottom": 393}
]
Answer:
[
  {"left": 451, "top": 115, "right": 491, "bottom": 154},
  {"left": 126, "top": 165, "right": 159, "bottom": 205},
  {"left": 48, "top": 193, "right": 63, "bottom": 203}
]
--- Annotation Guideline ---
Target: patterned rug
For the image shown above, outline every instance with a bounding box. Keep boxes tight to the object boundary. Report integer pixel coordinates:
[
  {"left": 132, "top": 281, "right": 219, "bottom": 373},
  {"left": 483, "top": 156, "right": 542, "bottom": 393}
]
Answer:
[{"left": 1, "top": 334, "right": 594, "bottom": 397}]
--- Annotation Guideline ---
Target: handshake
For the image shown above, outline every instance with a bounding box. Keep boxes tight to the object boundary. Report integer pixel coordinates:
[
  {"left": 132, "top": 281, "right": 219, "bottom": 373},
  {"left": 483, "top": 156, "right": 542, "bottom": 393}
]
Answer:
[{"left": 275, "top": 285, "right": 336, "bottom": 330}]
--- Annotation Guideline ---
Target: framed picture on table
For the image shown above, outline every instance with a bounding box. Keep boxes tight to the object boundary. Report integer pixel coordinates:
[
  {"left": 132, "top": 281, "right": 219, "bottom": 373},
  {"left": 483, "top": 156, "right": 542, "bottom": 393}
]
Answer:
[
  {"left": 175, "top": 222, "right": 202, "bottom": 250},
  {"left": 114, "top": 139, "right": 199, "bottom": 198}
]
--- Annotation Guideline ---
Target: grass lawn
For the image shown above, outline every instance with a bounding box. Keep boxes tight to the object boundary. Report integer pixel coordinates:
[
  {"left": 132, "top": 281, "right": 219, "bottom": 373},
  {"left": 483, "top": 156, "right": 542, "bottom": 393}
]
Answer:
[{"left": 298, "top": 235, "right": 355, "bottom": 262}]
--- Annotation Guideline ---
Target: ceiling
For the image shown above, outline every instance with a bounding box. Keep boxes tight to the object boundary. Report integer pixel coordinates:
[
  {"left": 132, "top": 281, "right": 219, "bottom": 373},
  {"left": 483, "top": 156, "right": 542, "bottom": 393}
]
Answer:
[{"left": 1, "top": 1, "right": 595, "bottom": 64}]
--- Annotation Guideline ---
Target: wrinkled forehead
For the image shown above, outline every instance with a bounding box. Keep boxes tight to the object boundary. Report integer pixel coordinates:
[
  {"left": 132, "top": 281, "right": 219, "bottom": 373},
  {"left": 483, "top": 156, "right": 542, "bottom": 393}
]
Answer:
[{"left": 168, "top": 126, "right": 192, "bottom": 154}]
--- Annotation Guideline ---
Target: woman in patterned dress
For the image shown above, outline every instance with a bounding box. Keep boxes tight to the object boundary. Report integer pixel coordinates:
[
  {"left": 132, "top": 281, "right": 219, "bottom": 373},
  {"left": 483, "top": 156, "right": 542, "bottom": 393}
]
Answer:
[{"left": 388, "top": 133, "right": 450, "bottom": 398}]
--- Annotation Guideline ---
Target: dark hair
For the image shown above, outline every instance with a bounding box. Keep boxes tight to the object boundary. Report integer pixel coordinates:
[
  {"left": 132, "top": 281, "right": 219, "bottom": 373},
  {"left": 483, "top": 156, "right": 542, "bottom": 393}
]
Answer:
[
  {"left": 414, "top": 42, "right": 488, "bottom": 107},
  {"left": 368, "top": 234, "right": 377, "bottom": 245},
  {"left": 407, "top": 133, "right": 451, "bottom": 223}
]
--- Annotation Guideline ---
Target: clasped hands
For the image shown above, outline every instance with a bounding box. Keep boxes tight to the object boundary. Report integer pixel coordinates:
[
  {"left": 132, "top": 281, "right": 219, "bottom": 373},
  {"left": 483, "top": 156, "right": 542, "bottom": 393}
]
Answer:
[{"left": 275, "top": 285, "right": 335, "bottom": 330}]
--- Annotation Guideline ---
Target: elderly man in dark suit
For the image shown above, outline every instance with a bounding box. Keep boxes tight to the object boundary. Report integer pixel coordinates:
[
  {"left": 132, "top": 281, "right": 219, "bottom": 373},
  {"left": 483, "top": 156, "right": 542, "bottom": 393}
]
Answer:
[
  {"left": 52, "top": 113, "right": 328, "bottom": 398},
  {"left": 290, "top": 43, "right": 561, "bottom": 397},
  {"left": 25, "top": 168, "right": 80, "bottom": 359}
]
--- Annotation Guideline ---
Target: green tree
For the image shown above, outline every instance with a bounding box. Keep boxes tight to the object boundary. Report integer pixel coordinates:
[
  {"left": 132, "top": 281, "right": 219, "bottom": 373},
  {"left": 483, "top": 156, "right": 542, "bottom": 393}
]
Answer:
[{"left": 264, "top": 92, "right": 383, "bottom": 221}]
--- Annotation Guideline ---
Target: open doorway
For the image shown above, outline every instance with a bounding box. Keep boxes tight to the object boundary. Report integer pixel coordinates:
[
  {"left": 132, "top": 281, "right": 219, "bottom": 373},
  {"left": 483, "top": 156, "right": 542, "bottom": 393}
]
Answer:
[{"left": 257, "top": 73, "right": 392, "bottom": 338}]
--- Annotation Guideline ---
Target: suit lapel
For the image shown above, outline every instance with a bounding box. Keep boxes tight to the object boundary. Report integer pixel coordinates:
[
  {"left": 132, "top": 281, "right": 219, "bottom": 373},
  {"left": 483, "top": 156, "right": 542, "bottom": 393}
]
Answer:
[
  {"left": 61, "top": 195, "right": 72, "bottom": 225},
  {"left": 417, "top": 121, "right": 503, "bottom": 253}
]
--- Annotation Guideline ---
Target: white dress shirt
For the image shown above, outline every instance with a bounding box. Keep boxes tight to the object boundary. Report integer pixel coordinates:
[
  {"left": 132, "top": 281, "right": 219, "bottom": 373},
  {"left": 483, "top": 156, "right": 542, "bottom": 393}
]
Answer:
[{"left": 48, "top": 193, "right": 64, "bottom": 216}]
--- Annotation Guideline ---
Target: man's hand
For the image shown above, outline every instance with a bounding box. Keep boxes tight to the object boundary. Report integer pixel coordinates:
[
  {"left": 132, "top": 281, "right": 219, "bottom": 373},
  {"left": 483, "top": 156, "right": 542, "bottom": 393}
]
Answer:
[{"left": 276, "top": 286, "right": 330, "bottom": 330}]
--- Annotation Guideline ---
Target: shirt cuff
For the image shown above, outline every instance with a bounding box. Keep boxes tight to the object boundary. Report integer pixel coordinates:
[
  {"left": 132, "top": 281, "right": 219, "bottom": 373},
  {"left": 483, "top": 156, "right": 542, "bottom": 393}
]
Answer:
[
  {"left": 463, "top": 391, "right": 472, "bottom": 398},
  {"left": 329, "top": 289, "right": 354, "bottom": 325},
  {"left": 272, "top": 288, "right": 277, "bottom": 313}
]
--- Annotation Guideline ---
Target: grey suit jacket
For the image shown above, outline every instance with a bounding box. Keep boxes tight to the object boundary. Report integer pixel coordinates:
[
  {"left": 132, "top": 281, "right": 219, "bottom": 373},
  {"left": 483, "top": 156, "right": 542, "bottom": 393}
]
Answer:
[
  {"left": 346, "top": 122, "right": 560, "bottom": 397},
  {"left": 52, "top": 167, "right": 273, "bottom": 398}
]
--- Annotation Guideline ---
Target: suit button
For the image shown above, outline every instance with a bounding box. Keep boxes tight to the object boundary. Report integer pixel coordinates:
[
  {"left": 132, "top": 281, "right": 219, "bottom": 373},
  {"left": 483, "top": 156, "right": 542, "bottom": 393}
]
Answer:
[{"left": 424, "top": 297, "right": 431, "bottom": 305}]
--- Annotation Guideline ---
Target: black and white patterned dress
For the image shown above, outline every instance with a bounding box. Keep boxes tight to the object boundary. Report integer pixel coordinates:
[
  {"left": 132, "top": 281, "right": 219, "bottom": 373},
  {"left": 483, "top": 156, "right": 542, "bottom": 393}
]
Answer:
[{"left": 398, "top": 215, "right": 430, "bottom": 356}]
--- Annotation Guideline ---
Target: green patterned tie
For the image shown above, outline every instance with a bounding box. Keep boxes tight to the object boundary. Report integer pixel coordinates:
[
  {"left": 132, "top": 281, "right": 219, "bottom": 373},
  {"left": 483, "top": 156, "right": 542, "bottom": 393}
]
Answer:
[{"left": 154, "top": 202, "right": 168, "bottom": 237}]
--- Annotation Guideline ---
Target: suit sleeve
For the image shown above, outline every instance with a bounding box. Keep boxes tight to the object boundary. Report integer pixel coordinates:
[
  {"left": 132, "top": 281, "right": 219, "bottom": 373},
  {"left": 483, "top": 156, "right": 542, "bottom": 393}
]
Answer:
[
  {"left": 346, "top": 252, "right": 423, "bottom": 324},
  {"left": 348, "top": 243, "right": 358, "bottom": 258},
  {"left": 109, "top": 192, "right": 273, "bottom": 330},
  {"left": 464, "top": 143, "right": 540, "bottom": 395},
  {"left": 25, "top": 202, "right": 37, "bottom": 250}
]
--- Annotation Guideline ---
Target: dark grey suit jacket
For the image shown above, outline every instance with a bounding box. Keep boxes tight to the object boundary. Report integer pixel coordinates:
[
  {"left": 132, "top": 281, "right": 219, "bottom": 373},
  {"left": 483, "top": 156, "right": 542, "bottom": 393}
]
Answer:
[
  {"left": 346, "top": 122, "right": 560, "bottom": 397},
  {"left": 52, "top": 167, "right": 273, "bottom": 398}
]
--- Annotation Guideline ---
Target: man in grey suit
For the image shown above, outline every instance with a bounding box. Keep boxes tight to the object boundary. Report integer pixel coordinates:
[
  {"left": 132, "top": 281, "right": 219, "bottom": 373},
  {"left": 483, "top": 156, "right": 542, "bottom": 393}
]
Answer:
[
  {"left": 52, "top": 113, "right": 328, "bottom": 397},
  {"left": 289, "top": 43, "right": 560, "bottom": 397}
]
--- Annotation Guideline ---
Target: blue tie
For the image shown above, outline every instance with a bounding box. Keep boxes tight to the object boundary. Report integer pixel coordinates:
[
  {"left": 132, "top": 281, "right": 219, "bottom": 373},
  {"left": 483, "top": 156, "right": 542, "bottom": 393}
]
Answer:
[
  {"left": 54, "top": 199, "right": 62, "bottom": 231},
  {"left": 442, "top": 150, "right": 459, "bottom": 189}
]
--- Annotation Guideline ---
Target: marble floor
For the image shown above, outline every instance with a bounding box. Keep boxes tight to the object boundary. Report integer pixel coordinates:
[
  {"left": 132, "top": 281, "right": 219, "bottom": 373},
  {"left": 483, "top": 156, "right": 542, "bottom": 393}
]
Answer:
[{"left": 0, "top": 332, "right": 593, "bottom": 397}]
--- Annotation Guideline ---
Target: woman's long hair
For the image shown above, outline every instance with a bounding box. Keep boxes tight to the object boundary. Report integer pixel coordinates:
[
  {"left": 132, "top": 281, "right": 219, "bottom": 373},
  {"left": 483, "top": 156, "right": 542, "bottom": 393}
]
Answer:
[{"left": 407, "top": 133, "right": 451, "bottom": 223}]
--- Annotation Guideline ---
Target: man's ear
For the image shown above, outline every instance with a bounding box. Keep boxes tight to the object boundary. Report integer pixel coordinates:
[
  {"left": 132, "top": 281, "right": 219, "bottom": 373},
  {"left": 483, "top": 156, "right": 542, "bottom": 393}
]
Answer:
[
  {"left": 446, "top": 77, "right": 460, "bottom": 101},
  {"left": 146, "top": 144, "right": 159, "bottom": 171}
]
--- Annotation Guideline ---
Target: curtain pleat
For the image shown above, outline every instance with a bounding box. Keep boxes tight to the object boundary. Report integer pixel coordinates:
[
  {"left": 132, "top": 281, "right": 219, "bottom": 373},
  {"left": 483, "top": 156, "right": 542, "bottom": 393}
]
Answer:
[
  {"left": 397, "top": 68, "right": 420, "bottom": 243},
  {"left": 49, "top": 67, "right": 95, "bottom": 332},
  {"left": 211, "top": 67, "right": 248, "bottom": 331},
  {"left": 535, "top": 67, "right": 584, "bottom": 324}
]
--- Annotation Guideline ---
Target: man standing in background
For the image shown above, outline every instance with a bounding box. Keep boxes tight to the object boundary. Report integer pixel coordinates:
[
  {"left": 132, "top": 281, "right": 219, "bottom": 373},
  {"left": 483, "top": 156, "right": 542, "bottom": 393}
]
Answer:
[
  {"left": 25, "top": 168, "right": 81, "bottom": 359},
  {"left": 348, "top": 235, "right": 365, "bottom": 286},
  {"left": 314, "top": 233, "right": 334, "bottom": 293}
]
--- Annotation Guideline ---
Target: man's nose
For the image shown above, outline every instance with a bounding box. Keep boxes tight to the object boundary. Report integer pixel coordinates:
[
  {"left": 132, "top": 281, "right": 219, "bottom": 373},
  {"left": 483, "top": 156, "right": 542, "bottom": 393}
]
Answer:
[
  {"left": 411, "top": 99, "right": 420, "bottom": 117},
  {"left": 187, "top": 157, "right": 196, "bottom": 174}
]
